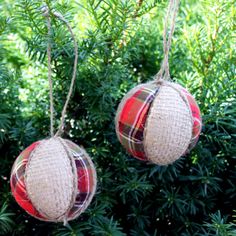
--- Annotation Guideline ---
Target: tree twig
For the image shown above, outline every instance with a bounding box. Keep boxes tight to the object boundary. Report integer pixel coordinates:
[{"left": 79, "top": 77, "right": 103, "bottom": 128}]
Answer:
[{"left": 133, "top": 0, "right": 144, "bottom": 18}]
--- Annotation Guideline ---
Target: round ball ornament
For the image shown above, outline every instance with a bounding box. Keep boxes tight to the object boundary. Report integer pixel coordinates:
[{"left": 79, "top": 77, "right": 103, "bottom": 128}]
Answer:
[
  {"left": 115, "top": 80, "right": 202, "bottom": 165},
  {"left": 10, "top": 137, "right": 97, "bottom": 222},
  {"left": 10, "top": 7, "right": 97, "bottom": 223}
]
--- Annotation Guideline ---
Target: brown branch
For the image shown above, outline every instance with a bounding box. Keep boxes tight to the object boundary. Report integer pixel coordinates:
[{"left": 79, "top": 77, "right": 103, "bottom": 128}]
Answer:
[{"left": 133, "top": 0, "right": 144, "bottom": 18}]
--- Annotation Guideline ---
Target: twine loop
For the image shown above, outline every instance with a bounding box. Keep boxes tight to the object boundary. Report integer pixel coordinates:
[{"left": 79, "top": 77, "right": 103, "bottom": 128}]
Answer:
[
  {"left": 42, "top": 5, "right": 78, "bottom": 137},
  {"left": 155, "top": 0, "right": 180, "bottom": 82}
]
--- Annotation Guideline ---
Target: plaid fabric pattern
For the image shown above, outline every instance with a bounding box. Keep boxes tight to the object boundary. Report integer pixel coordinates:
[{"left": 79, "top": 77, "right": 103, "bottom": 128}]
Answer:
[
  {"left": 10, "top": 141, "right": 46, "bottom": 220},
  {"left": 11, "top": 139, "right": 96, "bottom": 221},
  {"left": 118, "top": 83, "right": 158, "bottom": 160},
  {"left": 181, "top": 87, "right": 202, "bottom": 152},
  {"left": 64, "top": 140, "right": 96, "bottom": 220}
]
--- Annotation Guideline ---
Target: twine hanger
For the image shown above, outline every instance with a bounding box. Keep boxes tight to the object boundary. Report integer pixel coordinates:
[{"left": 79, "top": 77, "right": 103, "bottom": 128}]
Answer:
[
  {"left": 41, "top": 5, "right": 78, "bottom": 137},
  {"left": 155, "top": 0, "right": 180, "bottom": 82}
]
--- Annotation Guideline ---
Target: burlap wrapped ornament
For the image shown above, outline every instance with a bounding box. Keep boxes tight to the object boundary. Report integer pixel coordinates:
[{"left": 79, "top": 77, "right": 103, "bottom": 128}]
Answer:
[
  {"left": 10, "top": 137, "right": 97, "bottom": 222},
  {"left": 115, "top": 80, "right": 202, "bottom": 165},
  {"left": 10, "top": 7, "right": 97, "bottom": 223}
]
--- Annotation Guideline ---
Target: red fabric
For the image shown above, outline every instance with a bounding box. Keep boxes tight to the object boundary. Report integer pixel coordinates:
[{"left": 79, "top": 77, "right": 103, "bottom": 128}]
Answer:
[
  {"left": 117, "top": 82, "right": 202, "bottom": 161},
  {"left": 180, "top": 87, "right": 202, "bottom": 151},
  {"left": 10, "top": 141, "right": 45, "bottom": 220},
  {"left": 117, "top": 83, "right": 158, "bottom": 160},
  {"left": 10, "top": 139, "right": 96, "bottom": 221}
]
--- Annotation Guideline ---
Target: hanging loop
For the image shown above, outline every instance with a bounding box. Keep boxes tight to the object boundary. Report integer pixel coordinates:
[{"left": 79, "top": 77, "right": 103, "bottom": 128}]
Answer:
[
  {"left": 154, "top": 0, "right": 180, "bottom": 82},
  {"left": 42, "top": 5, "right": 78, "bottom": 137},
  {"left": 42, "top": 5, "right": 54, "bottom": 136}
]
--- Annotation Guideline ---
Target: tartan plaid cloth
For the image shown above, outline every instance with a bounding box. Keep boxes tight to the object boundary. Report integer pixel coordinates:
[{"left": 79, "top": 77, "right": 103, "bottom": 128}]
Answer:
[
  {"left": 117, "top": 83, "right": 158, "bottom": 160},
  {"left": 64, "top": 140, "right": 96, "bottom": 220},
  {"left": 10, "top": 139, "right": 96, "bottom": 221},
  {"left": 181, "top": 87, "right": 202, "bottom": 152},
  {"left": 10, "top": 141, "right": 46, "bottom": 220}
]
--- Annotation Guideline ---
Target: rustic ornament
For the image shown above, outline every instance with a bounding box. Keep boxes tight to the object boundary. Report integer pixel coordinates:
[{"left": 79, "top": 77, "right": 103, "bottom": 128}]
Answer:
[
  {"left": 115, "top": 80, "right": 202, "bottom": 165},
  {"left": 10, "top": 6, "right": 97, "bottom": 223},
  {"left": 10, "top": 138, "right": 97, "bottom": 222},
  {"left": 115, "top": 0, "right": 202, "bottom": 165}
]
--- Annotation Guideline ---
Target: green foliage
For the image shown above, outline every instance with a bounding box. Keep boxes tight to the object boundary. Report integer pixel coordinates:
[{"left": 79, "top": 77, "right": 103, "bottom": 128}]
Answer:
[
  {"left": 0, "top": 0, "right": 235, "bottom": 235},
  {"left": 0, "top": 16, "right": 8, "bottom": 35},
  {"left": 202, "top": 211, "right": 236, "bottom": 236},
  {"left": 0, "top": 113, "right": 11, "bottom": 142},
  {"left": 0, "top": 202, "right": 15, "bottom": 235}
]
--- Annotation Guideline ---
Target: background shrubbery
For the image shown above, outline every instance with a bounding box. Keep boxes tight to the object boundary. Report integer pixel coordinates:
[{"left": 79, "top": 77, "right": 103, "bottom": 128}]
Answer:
[{"left": 0, "top": 0, "right": 235, "bottom": 235}]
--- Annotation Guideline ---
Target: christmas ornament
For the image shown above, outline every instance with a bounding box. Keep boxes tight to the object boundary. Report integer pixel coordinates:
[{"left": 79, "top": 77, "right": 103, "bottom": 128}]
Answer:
[
  {"left": 115, "top": 0, "right": 202, "bottom": 165},
  {"left": 115, "top": 80, "right": 201, "bottom": 165},
  {"left": 10, "top": 138, "right": 96, "bottom": 222},
  {"left": 10, "top": 6, "right": 97, "bottom": 223}
]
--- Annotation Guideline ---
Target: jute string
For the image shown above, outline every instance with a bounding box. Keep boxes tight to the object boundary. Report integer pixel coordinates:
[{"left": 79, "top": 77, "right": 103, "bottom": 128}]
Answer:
[
  {"left": 42, "top": 5, "right": 78, "bottom": 137},
  {"left": 155, "top": 0, "right": 180, "bottom": 81}
]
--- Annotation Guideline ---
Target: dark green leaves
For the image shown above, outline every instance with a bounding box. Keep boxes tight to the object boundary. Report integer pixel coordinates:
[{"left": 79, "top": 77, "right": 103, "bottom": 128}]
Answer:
[
  {"left": 0, "top": 114, "right": 11, "bottom": 143},
  {"left": 0, "top": 202, "right": 14, "bottom": 235}
]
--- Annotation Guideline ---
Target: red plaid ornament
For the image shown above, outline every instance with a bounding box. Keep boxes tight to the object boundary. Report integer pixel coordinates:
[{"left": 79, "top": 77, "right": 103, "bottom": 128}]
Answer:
[
  {"left": 10, "top": 138, "right": 97, "bottom": 222},
  {"left": 10, "top": 7, "right": 97, "bottom": 223},
  {"left": 115, "top": 81, "right": 202, "bottom": 165}
]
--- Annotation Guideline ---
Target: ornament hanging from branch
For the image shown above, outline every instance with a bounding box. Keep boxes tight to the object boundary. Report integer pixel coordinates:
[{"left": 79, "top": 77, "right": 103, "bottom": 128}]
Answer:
[
  {"left": 10, "top": 5, "right": 97, "bottom": 224},
  {"left": 115, "top": 0, "right": 202, "bottom": 165}
]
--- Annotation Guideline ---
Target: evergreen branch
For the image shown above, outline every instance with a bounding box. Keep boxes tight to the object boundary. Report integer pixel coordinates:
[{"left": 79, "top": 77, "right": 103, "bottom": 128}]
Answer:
[
  {"left": 203, "top": 211, "right": 236, "bottom": 236},
  {"left": 90, "top": 216, "right": 125, "bottom": 236},
  {"left": 133, "top": 0, "right": 144, "bottom": 18},
  {"left": 16, "top": 0, "right": 45, "bottom": 35},
  {"left": 0, "top": 114, "right": 11, "bottom": 143},
  {"left": 0, "top": 202, "right": 14, "bottom": 235},
  {"left": 0, "top": 17, "right": 9, "bottom": 35}
]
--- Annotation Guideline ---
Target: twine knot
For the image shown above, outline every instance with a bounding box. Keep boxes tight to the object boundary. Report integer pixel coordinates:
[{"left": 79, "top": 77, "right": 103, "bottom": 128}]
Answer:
[{"left": 41, "top": 5, "right": 50, "bottom": 17}]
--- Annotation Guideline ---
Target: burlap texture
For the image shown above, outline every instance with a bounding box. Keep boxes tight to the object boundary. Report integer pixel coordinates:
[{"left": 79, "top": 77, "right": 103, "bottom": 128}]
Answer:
[
  {"left": 25, "top": 138, "right": 77, "bottom": 221},
  {"left": 144, "top": 82, "right": 193, "bottom": 165},
  {"left": 11, "top": 137, "right": 97, "bottom": 223}
]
